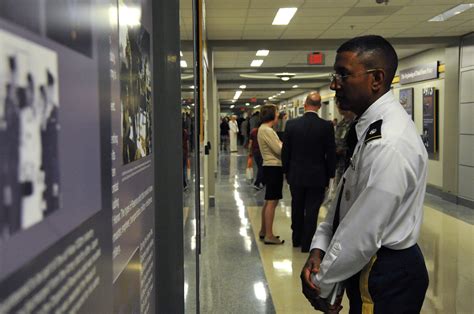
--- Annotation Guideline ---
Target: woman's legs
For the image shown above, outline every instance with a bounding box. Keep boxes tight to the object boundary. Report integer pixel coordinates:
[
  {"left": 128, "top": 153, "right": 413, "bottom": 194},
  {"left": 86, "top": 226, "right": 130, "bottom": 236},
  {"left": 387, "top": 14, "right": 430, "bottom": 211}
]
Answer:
[
  {"left": 264, "top": 199, "right": 279, "bottom": 239},
  {"left": 259, "top": 201, "right": 267, "bottom": 236}
]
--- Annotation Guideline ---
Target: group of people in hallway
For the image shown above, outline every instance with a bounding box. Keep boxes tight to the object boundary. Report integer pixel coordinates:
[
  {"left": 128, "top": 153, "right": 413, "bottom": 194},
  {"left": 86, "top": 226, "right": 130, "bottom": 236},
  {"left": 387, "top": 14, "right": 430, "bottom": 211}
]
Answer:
[{"left": 230, "top": 35, "right": 429, "bottom": 313}]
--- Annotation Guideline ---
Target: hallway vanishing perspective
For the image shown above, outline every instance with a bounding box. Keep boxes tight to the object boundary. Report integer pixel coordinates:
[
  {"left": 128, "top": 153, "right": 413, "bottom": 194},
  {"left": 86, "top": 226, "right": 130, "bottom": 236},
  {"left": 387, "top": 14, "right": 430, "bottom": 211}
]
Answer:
[{"left": 188, "top": 150, "right": 474, "bottom": 313}]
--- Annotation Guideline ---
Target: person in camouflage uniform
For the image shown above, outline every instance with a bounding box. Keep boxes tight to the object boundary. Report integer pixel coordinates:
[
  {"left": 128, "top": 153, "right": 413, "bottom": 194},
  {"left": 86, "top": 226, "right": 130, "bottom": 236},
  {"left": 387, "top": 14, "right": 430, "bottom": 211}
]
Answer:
[{"left": 334, "top": 105, "right": 356, "bottom": 186}]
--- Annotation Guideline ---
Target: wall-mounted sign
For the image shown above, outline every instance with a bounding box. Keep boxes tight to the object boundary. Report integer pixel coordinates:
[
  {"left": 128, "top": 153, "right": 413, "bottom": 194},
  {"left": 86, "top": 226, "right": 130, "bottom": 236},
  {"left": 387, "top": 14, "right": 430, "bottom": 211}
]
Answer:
[
  {"left": 399, "top": 62, "right": 438, "bottom": 84},
  {"left": 307, "top": 52, "right": 324, "bottom": 65}
]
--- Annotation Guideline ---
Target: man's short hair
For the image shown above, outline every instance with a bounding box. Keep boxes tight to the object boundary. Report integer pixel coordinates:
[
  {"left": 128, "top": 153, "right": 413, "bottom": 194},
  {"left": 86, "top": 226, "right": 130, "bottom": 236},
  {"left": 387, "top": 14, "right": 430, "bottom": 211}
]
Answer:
[
  {"left": 260, "top": 104, "right": 276, "bottom": 123},
  {"left": 337, "top": 35, "right": 398, "bottom": 90},
  {"left": 305, "top": 92, "right": 321, "bottom": 107}
]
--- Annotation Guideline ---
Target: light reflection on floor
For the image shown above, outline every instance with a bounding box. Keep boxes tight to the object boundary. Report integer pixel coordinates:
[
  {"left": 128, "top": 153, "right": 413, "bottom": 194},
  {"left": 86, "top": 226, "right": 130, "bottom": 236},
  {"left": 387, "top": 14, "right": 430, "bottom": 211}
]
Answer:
[{"left": 247, "top": 202, "right": 474, "bottom": 313}]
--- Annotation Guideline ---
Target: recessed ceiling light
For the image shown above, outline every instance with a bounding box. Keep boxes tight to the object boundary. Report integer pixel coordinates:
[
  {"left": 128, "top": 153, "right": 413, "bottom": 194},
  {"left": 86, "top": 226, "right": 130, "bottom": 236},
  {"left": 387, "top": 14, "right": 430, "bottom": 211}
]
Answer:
[
  {"left": 272, "top": 8, "right": 298, "bottom": 25},
  {"left": 256, "top": 50, "right": 270, "bottom": 56},
  {"left": 292, "top": 85, "right": 298, "bottom": 88},
  {"left": 245, "top": 103, "right": 250, "bottom": 106},
  {"left": 280, "top": 91, "right": 285, "bottom": 94},
  {"left": 180, "top": 60, "right": 187, "bottom": 68},
  {"left": 429, "top": 4, "right": 474, "bottom": 21},
  {"left": 281, "top": 77, "right": 290, "bottom": 81},
  {"left": 251, "top": 59, "right": 264, "bottom": 67},
  {"left": 240, "top": 85, "right": 247, "bottom": 89},
  {"left": 230, "top": 105, "right": 235, "bottom": 109},
  {"left": 180, "top": 51, "right": 183, "bottom": 57},
  {"left": 190, "top": 85, "right": 195, "bottom": 89}
]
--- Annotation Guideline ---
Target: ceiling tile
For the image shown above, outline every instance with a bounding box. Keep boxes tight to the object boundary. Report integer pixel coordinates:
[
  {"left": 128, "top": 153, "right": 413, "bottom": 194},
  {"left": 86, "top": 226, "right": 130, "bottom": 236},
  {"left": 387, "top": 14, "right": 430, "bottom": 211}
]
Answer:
[
  {"left": 205, "top": 0, "right": 250, "bottom": 9},
  {"left": 302, "top": 0, "right": 358, "bottom": 8},
  {"left": 247, "top": 9, "right": 278, "bottom": 17},
  {"left": 338, "top": 15, "right": 388, "bottom": 23},
  {"left": 206, "top": 9, "right": 248, "bottom": 17},
  {"left": 207, "top": 17, "right": 247, "bottom": 24},
  {"left": 356, "top": 0, "right": 412, "bottom": 6},
  {"left": 280, "top": 30, "right": 321, "bottom": 39},
  {"left": 297, "top": 8, "right": 350, "bottom": 17},
  {"left": 395, "top": 5, "right": 452, "bottom": 15},
  {"left": 249, "top": 0, "right": 304, "bottom": 9},
  {"left": 245, "top": 16, "right": 275, "bottom": 24},
  {"left": 410, "top": 0, "right": 466, "bottom": 4},
  {"left": 291, "top": 15, "right": 340, "bottom": 24}
]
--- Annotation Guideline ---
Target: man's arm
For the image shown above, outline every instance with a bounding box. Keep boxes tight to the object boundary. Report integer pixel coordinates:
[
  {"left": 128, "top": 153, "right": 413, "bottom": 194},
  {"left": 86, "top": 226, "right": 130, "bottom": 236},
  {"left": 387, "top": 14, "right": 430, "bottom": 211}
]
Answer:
[{"left": 313, "top": 144, "right": 413, "bottom": 298}]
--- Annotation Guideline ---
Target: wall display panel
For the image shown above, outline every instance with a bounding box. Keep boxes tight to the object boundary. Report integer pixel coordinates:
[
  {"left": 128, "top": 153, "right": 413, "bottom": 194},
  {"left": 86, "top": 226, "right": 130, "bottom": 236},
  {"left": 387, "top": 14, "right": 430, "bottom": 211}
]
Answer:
[
  {"left": 399, "top": 87, "right": 414, "bottom": 120},
  {"left": 0, "top": 0, "right": 114, "bottom": 312},
  {"left": 0, "top": 0, "right": 155, "bottom": 312},
  {"left": 110, "top": 0, "right": 155, "bottom": 312},
  {"left": 422, "top": 87, "right": 438, "bottom": 160}
]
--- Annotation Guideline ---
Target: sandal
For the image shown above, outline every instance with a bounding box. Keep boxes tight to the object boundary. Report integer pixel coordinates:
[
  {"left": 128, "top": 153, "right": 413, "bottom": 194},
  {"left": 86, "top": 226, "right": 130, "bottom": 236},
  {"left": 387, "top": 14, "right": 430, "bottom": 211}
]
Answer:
[
  {"left": 264, "top": 237, "right": 285, "bottom": 245},
  {"left": 259, "top": 233, "right": 280, "bottom": 240}
]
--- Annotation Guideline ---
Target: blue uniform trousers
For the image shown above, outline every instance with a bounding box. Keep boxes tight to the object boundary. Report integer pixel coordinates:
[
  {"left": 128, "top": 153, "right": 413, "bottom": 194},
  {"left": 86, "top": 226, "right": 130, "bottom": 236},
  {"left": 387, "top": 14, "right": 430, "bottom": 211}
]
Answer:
[{"left": 345, "top": 244, "right": 429, "bottom": 314}]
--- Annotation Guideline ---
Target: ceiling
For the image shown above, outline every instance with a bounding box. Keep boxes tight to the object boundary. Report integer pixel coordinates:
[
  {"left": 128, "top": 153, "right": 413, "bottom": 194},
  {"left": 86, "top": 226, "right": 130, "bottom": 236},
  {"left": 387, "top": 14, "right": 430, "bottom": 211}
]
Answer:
[{"left": 178, "top": 0, "right": 474, "bottom": 111}]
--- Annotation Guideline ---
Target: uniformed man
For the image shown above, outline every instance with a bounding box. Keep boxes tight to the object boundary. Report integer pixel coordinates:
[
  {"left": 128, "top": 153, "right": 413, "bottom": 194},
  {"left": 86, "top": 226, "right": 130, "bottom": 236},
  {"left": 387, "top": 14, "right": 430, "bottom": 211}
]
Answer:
[{"left": 301, "top": 35, "right": 429, "bottom": 313}]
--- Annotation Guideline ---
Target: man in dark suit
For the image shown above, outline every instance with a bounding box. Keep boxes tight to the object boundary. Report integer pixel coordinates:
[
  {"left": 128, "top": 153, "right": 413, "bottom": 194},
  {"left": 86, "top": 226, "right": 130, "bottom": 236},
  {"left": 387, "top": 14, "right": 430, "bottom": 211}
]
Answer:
[{"left": 282, "top": 91, "right": 336, "bottom": 252}]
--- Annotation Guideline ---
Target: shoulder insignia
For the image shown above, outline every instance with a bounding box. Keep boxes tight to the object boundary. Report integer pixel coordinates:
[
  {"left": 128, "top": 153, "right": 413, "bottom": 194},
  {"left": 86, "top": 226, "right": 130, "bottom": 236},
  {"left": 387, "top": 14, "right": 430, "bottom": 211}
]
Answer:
[{"left": 364, "top": 119, "right": 382, "bottom": 144}]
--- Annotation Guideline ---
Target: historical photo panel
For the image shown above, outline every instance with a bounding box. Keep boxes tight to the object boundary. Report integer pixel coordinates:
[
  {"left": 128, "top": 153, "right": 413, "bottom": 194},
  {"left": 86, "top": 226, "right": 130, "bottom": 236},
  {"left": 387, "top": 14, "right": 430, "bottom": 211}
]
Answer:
[
  {"left": 119, "top": 3, "right": 152, "bottom": 165},
  {"left": 399, "top": 87, "right": 414, "bottom": 119},
  {"left": 0, "top": 29, "right": 60, "bottom": 238}
]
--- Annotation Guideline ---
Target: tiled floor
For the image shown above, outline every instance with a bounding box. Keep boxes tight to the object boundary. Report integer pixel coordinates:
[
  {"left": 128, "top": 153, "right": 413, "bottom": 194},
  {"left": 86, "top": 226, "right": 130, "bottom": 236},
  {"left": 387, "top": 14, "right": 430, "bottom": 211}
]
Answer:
[{"left": 187, "top": 150, "right": 474, "bottom": 313}]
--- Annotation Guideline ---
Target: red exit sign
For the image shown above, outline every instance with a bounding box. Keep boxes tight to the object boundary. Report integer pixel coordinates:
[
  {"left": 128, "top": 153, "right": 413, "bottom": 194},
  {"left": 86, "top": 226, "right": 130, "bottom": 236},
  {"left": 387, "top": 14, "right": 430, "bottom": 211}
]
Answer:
[{"left": 307, "top": 52, "right": 324, "bottom": 65}]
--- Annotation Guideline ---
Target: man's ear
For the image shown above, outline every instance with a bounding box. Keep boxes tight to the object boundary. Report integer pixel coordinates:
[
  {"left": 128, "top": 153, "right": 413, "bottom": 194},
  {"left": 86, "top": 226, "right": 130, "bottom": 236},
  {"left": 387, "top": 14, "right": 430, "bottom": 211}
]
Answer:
[{"left": 371, "top": 69, "right": 385, "bottom": 91}]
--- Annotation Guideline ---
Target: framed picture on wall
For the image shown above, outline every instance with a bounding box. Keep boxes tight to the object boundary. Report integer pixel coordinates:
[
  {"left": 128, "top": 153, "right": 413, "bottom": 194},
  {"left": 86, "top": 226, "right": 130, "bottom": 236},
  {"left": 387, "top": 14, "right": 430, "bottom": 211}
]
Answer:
[
  {"left": 422, "top": 87, "right": 438, "bottom": 160},
  {"left": 399, "top": 87, "right": 414, "bottom": 120}
]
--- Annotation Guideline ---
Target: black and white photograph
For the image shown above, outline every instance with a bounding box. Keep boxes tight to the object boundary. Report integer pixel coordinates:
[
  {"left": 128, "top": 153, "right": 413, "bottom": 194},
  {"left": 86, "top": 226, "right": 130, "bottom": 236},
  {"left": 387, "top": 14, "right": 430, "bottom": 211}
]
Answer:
[
  {"left": 0, "top": 29, "right": 60, "bottom": 238},
  {"left": 45, "top": 0, "right": 93, "bottom": 57},
  {"left": 119, "top": 2, "right": 152, "bottom": 165}
]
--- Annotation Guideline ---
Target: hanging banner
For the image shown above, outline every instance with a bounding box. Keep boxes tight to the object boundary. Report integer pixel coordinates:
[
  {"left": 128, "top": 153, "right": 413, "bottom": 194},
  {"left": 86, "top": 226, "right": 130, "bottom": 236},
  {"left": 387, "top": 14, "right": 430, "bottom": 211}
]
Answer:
[{"left": 422, "top": 87, "right": 438, "bottom": 159}]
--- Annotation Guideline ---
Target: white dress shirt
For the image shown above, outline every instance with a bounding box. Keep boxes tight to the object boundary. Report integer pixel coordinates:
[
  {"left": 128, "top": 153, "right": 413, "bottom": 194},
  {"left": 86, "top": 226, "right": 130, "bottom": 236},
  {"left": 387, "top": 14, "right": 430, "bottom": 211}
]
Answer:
[{"left": 310, "top": 91, "right": 428, "bottom": 298}]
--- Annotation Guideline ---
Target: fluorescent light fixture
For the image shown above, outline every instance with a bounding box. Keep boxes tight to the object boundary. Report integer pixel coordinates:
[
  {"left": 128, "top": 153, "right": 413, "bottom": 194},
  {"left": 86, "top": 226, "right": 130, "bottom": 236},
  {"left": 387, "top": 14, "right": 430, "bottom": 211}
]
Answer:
[
  {"left": 251, "top": 59, "right": 264, "bottom": 67},
  {"left": 280, "top": 91, "right": 285, "bottom": 94},
  {"left": 230, "top": 105, "right": 235, "bottom": 109},
  {"left": 180, "top": 51, "right": 183, "bottom": 57},
  {"left": 191, "top": 103, "right": 195, "bottom": 107},
  {"left": 281, "top": 76, "right": 290, "bottom": 81},
  {"left": 181, "top": 60, "right": 188, "bottom": 68},
  {"left": 254, "top": 105, "right": 261, "bottom": 109},
  {"left": 429, "top": 4, "right": 474, "bottom": 21},
  {"left": 239, "top": 85, "right": 247, "bottom": 89},
  {"left": 256, "top": 50, "right": 270, "bottom": 56},
  {"left": 272, "top": 8, "right": 298, "bottom": 25},
  {"left": 190, "top": 85, "right": 195, "bottom": 89},
  {"left": 292, "top": 85, "right": 298, "bottom": 88},
  {"left": 245, "top": 103, "right": 250, "bottom": 106},
  {"left": 233, "top": 90, "right": 243, "bottom": 100}
]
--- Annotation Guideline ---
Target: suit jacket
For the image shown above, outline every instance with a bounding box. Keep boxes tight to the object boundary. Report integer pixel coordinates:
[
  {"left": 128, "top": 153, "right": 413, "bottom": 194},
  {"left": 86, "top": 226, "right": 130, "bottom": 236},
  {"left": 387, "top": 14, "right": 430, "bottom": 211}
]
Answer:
[{"left": 282, "top": 112, "right": 336, "bottom": 188}]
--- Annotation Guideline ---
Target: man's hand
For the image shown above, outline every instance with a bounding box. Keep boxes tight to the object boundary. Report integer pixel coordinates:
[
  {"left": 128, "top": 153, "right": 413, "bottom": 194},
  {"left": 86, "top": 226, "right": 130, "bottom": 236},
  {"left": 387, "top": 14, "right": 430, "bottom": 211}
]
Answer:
[{"left": 301, "top": 249, "right": 324, "bottom": 310}]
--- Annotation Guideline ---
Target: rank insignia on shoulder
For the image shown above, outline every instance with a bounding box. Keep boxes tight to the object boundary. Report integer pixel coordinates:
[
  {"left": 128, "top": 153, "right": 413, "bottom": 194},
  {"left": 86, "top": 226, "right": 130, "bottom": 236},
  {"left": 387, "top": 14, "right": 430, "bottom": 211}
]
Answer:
[{"left": 365, "top": 119, "right": 382, "bottom": 144}]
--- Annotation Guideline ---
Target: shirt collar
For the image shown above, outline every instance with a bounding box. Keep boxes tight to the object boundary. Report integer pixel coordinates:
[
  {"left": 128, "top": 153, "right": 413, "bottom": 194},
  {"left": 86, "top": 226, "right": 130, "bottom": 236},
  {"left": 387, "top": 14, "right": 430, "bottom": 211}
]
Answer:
[
  {"left": 355, "top": 90, "right": 395, "bottom": 140},
  {"left": 304, "top": 110, "right": 319, "bottom": 115}
]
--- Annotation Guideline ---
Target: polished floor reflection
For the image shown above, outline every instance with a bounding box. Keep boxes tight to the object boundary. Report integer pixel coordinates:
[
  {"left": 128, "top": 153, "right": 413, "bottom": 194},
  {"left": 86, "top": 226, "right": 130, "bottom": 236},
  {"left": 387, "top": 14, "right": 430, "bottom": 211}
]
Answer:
[{"left": 195, "top": 150, "right": 473, "bottom": 313}]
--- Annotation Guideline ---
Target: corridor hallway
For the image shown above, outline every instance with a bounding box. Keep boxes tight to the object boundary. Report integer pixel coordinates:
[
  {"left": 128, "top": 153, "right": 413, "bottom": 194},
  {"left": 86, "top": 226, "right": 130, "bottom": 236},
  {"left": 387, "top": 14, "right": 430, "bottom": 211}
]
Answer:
[{"left": 191, "top": 150, "right": 474, "bottom": 313}]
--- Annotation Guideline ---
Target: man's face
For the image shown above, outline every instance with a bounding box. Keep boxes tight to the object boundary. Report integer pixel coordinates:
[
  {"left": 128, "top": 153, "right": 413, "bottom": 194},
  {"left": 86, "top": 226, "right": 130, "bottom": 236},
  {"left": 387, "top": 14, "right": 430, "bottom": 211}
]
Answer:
[{"left": 330, "top": 51, "right": 373, "bottom": 116}]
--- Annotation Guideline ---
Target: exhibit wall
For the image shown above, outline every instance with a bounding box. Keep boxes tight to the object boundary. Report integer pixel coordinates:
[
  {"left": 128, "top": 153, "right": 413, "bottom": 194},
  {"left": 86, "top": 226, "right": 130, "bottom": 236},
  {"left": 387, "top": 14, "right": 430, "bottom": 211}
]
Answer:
[
  {"left": 0, "top": 0, "right": 159, "bottom": 312},
  {"left": 458, "top": 33, "right": 474, "bottom": 204},
  {"left": 393, "top": 48, "right": 446, "bottom": 188}
]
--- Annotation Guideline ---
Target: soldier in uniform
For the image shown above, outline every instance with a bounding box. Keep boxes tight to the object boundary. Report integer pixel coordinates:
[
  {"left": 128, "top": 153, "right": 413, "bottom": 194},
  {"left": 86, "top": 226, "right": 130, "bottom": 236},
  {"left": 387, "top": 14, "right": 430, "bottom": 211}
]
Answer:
[{"left": 301, "top": 35, "right": 429, "bottom": 313}]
